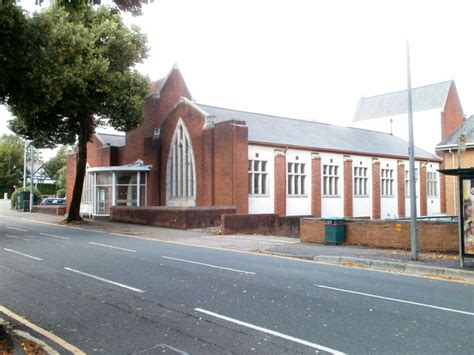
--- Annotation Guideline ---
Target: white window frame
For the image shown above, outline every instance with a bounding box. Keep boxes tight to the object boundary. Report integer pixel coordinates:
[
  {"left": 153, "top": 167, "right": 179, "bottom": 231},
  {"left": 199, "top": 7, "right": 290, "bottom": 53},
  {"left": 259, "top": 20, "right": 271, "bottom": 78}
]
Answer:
[
  {"left": 287, "top": 161, "right": 307, "bottom": 197},
  {"left": 323, "top": 164, "right": 339, "bottom": 197},
  {"left": 427, "top": 171, "right": 438, "bottom": 198},
  {"left": 248, "top": 159, "right": 268, "bottom": 196},
  {"left": 167, "top": 119, "right": 196, "bottom": 206},
  {"left": 354, "top": 166, "right": 369, "bottom": 197},
  {"left": 405, "top": 169, "right": 418, "bottom": 197},
  {"left": 381, "top": 168, "right": 394, "bottom": 197}
]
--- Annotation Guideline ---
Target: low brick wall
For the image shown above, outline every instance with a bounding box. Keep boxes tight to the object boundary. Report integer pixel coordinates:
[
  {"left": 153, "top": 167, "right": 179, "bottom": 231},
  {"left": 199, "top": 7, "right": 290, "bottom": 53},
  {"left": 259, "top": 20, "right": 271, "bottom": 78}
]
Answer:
[
  {"left": 32, "top": 205, "right": 66, "bottom": 216},
  {"left": 221, "top": 214, "right": 312, "bottom": 238},
  {"left": 110, "top": 205, "right": 236, "bottom": 229},
  {"left": 301, "top": 218, "right": 458, "bottom": 252}
]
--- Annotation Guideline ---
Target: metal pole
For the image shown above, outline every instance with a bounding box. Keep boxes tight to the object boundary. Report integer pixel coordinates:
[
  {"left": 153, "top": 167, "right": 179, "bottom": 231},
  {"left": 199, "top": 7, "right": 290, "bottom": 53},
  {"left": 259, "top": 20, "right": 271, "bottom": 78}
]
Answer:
[
  {"left": 406, "top": 41, "right": 419, "bottom": 260},
  {"left": 23, "top": 140, "right": 27, "bottom": 189},
  {"left": 458, "top": 176, "right": 464, "bottom": 268},
  {"left": 29, "top": 146, "right": 34, "bottom": 213}
]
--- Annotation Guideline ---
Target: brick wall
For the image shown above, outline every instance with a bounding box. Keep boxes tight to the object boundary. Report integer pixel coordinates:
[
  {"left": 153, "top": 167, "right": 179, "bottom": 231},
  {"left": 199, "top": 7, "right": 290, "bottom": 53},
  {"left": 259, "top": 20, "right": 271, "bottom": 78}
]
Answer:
[
  {"left": 213, "top": 120, "right": 249, "bottom": 213},
  {"left": 397, "top": 161, "right": 405, "bottom": 217},
  {"left": 221, "top": 213, "right": 311, "bottom": 238},
  {"left": 344, "top": 156, "right": 353, "bottom": 217},
  {"left": 274, "top": 149, "right": 286, "bottom": 216},
  {"left": 311, "top": 153, "right": 321, "bottom": 217},
  {"left": 32, "top": 205, "right": 66, "bottom": 216},
  {"left": 439, "top": 152, "right": 447, "bottom": 214},
  {"left": 301, "top": 218, "right": 458, "bottom": 252},
  {"left": 420, "top": 163, "right": 427, "bottom": 215},
  {"left": 441, "top": 82, "right": 464, "bottom": 140},
  {"left": 65, "top": 153, "right": 76, "bottom": 213},
  {"left": 372, "top": 159, "right": 381, "bottom": 219},
  {"left": 110, "top": 205, "right": 236, "bottom": 229},
  {"left": 123, "top": 67, "right": 191, "bottom": 165}
]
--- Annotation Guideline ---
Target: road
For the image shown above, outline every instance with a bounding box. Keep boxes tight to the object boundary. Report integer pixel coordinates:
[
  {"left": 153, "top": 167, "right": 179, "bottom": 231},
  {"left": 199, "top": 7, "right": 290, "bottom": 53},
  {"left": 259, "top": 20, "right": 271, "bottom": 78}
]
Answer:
[{"left": 0, "top": 214, "right": 473, "bottom": 354}]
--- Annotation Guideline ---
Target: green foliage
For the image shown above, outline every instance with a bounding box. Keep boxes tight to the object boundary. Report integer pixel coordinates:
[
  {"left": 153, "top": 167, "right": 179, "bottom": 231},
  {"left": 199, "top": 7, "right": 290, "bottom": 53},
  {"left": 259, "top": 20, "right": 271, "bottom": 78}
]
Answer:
[
  {"left": 57, "top": 188, "right": 66, "bottom": 198},
  {"left": 2, "top": 2, "right": 149, "bottom": 220},
  {"left": 0, "top": 3, "right": 28, "bottom": 104},
  {"left": 36, "top": 183, "right": 57, "bottom": 196},
  {"left": 0, "top": 134, "right": 24, "bottom": 198},
  {"left": 42, "top": 146, "right": 67, "bottom": 181},
  {"left": 6, "top": 4, "right": 149, "bottom": 148},
  {"left": 10, "top": 187, "right": 41, "bottom": 209}
]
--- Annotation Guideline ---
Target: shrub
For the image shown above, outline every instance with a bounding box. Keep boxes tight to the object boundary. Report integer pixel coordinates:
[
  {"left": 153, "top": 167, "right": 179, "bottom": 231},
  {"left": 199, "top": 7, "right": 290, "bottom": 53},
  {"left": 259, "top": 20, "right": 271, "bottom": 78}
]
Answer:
[{"left": 11, "top": 187, "right": 41, "bottom": 209}]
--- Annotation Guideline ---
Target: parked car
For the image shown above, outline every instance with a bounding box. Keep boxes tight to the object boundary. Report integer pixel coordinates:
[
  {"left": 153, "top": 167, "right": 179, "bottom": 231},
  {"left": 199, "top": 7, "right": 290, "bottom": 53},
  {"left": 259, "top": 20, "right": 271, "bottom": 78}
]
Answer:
[{"left": 40, "top": 198, "right": 66, "bottom": 206}]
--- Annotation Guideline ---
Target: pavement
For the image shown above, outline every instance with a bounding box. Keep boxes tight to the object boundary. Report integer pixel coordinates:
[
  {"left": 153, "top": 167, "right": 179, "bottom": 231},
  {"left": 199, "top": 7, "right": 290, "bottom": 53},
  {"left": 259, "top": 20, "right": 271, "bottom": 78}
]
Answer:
[{"left": 1, "top": 199, "right": 473, "bottom": 284}]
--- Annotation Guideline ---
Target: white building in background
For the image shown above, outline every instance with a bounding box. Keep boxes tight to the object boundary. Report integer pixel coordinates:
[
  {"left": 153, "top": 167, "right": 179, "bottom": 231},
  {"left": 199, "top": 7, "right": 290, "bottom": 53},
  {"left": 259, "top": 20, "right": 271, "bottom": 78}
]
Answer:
[{"left": 353, "top": 80, "right": 464, "bottom": 154}]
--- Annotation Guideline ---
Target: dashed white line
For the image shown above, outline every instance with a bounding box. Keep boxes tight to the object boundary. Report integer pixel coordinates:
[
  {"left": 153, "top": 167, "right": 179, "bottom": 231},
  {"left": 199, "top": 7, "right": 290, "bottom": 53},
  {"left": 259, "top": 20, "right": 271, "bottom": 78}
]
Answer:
[
  {"left": 6, "top": 226, "right": 27, "bottom": 232},
  {"left": 195, "top": 308, "right": 345, "bottom": 354},
  {"left": 39, "top": 232, "right": 70, "bottom": 240},
  {"left": 315, "top": 284, "right": 474, "bottom": 316},
  {"left": 162, "top": 256, "right": 256, "bottom": 275},
  {"left": 3, "top": 248, "right": 42, "bottom": 261},
  {"left": 64, "top": 267, "right": 144, "bottom": 293},
  {"left": 88, "top": 242, "right": 136, "bottom": 253}
]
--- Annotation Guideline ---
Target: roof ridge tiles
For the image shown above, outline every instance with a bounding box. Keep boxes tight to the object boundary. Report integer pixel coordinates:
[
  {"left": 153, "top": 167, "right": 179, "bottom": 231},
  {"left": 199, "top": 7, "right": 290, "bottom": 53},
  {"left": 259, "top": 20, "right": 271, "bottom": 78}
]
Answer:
[
  {"left": 197, "top": 102, "right": 402, "bottom": 137},
  {"left": 359, "top": 80, "right": 452, "bottom": 100}
]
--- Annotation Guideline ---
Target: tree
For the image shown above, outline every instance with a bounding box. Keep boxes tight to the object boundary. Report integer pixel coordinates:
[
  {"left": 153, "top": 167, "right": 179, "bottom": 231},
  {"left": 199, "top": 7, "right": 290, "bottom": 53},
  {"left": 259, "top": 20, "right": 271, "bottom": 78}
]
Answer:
[
  {"left": 6, "top": 3, "right": 149, "bottom": 221},
  {"left": 0, "top": 135, "right": 24, "bottom": 197},
  {"left": 42, "top": 146, "right": 68, "bottom": 182}
]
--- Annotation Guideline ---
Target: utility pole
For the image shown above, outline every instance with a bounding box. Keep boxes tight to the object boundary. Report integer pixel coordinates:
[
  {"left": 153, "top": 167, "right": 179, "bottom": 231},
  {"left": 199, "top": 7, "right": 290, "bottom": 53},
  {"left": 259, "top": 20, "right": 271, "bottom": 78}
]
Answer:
[
  {"left": 29, "top": 146, "right": 34, "bottom": 213},
  {"left": 406, "top": 41, "right": 419, "bottom": 260},
  {"left": 23, "top": 140, "right": 27, "bottom": 189}
]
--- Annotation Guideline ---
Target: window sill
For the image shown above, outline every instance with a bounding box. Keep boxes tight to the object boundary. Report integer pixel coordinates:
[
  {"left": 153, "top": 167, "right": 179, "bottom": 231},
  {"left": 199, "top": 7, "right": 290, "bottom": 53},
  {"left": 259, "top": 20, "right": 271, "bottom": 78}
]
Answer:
[
  {"left": 323, "top": 195, "right": 341, "bottom": 198},
  {"left": 249, "top": 194, "right": 271, "bottom": 198},
  {"left": 354, "top": 195, "right": 370, "bottom": 198},
  {"left": 287, "top": 194, "right": 309, "bottom": 198},
  {"left": 381, "top": 195, "right": 395, "bottom": 198}
]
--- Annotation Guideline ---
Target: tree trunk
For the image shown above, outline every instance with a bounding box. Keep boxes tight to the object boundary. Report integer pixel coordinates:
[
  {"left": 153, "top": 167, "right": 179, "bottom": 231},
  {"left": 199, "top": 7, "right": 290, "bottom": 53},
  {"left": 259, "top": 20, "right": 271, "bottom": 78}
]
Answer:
[{"left": 66, "top": 124, "right": 90, "bottom": 222}]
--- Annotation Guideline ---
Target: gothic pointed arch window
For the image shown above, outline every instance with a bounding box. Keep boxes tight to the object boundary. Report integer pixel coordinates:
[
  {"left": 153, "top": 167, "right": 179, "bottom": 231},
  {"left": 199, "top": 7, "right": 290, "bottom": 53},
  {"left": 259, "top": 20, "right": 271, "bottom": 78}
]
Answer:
[{"left": 166, "top": 119, "right": 196, "bottom": 206}]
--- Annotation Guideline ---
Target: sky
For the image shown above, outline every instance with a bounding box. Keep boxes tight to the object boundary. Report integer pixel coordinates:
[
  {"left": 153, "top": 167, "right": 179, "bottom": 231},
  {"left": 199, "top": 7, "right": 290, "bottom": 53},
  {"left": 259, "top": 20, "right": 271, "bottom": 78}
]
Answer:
[{"left": 1, "top": 0, "right": 473, "bottom": 159}]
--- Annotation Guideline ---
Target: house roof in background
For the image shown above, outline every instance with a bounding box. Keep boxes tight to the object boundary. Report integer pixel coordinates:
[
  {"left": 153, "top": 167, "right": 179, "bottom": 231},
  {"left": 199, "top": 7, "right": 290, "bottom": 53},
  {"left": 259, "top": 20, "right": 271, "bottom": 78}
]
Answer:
[
  {"left": 353, "top": 80, "right": 452, "bottom": 122},
  {"left": 198, "top": 104, "right": 439, "bottom": 161},
  {"left": 95, "top": 133, "right": 125, "bottom": 147},
  {"left": 437, "top": 115, "right": 474, "bottom": 149}
]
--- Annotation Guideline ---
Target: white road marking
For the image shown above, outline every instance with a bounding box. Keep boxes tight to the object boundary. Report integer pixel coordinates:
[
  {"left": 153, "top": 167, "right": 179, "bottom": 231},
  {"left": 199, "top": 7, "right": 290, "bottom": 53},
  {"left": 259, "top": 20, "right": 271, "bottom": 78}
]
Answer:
[
  {"left": 6, "top": 226, "right": 27, "bottom": 232},
  {"left": 195, "top": 308, "right": 345, "bottom": 354},
  {"left": 3, "top": 248, "right": 42, "bottom": 261},
  {"left": 315, "top": 284, "right": 474, "bottom": 316},
  {"left": 39, "top": 232, "right": 70, "bottom": 240},
  {"left": 162, "top": 256, "right": 256, "bottom": 275},
  {"left": 88, "top": 242, "right": 136, "bottom": 253},
  {"left": 64, "top": 267, "right": 144, "bottom": 293},
  {"left": 5, "top": 234, "right": 33, "bottom": 240},
  {"left": 0, "top": 305, "right": 85, "bottom": 355}
]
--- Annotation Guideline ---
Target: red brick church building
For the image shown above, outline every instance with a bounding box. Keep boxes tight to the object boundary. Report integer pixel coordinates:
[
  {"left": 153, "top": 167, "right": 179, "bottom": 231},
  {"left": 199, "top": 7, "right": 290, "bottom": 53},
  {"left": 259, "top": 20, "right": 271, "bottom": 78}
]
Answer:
[{"left": 67, "top": 66, "right": 446, "bottom": 220}]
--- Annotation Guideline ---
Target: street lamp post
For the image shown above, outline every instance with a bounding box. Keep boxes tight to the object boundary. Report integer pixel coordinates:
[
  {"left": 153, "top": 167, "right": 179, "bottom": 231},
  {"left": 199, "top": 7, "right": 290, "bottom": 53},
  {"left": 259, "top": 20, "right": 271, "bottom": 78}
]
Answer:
[
  {"left": 406, "top": 42, "right": 419, "bottom": 261},
  {"left": 29, "top": 146, "right": 34, "bottom": 212}
]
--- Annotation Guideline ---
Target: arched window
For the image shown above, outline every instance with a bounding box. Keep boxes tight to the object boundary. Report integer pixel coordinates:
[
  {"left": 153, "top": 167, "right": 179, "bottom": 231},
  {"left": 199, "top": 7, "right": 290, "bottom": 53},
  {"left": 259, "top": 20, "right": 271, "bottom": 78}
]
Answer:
[{"left": 167, "top": 119, "right": 196, "bottom": 206}]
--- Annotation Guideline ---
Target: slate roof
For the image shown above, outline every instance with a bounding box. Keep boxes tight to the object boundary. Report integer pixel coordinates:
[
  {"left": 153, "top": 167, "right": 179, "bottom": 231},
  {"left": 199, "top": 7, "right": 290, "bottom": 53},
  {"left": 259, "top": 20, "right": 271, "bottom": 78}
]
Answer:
[
  {"left": 437, "top": 115, "right": 474, "bottom": 148},
  {"left": 354, "top": 80, "right": 452, "bottom": 122},
  {"left": 147, "top": 78, "right": 165, "bottom": 98},
  {"left": 96, "top": 133, "right": 125, "bottom": 147},
  {"left": 197, "top": 104, "right": 439, "bottom": 160}
]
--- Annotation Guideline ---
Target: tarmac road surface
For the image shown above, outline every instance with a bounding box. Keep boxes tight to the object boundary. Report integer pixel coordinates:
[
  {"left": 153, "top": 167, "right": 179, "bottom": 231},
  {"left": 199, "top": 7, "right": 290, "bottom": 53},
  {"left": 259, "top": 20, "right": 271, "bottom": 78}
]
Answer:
[{"left": 0, "top": 215, "right": 473, "bottom": 354}]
